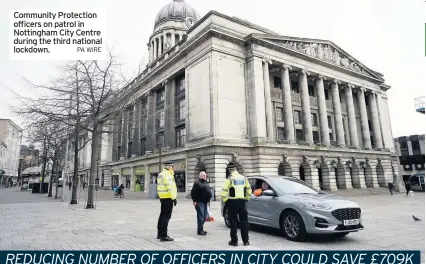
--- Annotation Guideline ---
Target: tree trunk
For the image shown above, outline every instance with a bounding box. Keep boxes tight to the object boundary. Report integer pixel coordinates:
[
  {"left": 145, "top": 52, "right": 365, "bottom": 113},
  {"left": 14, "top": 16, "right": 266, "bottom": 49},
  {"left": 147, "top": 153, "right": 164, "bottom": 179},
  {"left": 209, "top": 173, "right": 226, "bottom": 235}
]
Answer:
[
  {"left": 86, "top": 123, "right": 101, "bottom": 209},
  {"left": 48, "top": 151, "right": 57, "bottom": 197},
  {"left": 39, "top": 157, "right": 47, "bottom": 194},
  {"left": 55, "top": 159, "right": 61, "bottom": 199},
  {"left": 70, "top": 127, "right": 80, "bottom": 204}
]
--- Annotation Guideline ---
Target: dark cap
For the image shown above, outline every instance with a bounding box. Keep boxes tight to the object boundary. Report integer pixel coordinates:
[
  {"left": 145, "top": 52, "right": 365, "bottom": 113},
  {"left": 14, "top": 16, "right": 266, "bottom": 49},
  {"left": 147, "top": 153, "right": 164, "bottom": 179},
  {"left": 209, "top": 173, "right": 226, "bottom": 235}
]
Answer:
[
  {"left": 227, "top": 162, "right": 239, "bottom": 169},
  {"left": 163, "top": 161, "right": 173, "bottom": 165}
]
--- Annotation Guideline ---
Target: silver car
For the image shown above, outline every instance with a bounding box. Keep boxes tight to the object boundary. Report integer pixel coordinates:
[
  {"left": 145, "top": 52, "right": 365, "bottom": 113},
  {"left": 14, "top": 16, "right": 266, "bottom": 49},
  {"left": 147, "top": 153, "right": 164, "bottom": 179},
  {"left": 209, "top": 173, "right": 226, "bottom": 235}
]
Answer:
[{"left": 221, "top": 175, "right": 363, "bottom": 241}]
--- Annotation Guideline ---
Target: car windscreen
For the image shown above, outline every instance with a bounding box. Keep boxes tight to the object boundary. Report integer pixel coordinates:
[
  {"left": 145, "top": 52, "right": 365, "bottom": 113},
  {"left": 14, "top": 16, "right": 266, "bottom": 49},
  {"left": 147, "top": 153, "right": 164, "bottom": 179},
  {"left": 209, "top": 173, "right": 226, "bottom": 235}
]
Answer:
[{"left": 269, "top": 177, "right": 318, "bottom": 194}]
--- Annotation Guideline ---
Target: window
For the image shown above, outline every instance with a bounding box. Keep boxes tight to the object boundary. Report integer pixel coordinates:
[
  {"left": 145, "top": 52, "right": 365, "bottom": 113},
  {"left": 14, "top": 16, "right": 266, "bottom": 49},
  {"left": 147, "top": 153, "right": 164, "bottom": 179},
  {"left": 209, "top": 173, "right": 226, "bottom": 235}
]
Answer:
[
  {"left": 277, "top": 127, "right": 285, "bottom": 140},
  {"left": 156, "top": 89, "right": 165, "bottom": 104},
  {"left": 313, "top": 131, "right": 320, "bottom": 143},
  {"left": 327, "top": 116, "right": 332, "bottom": 129},
  {"left": 308, "top": 85, "right": 315, "bottom": 97},
  {"left": 156, "top": 108, "right": 165, "bottom": 129},
  {"left": 311, "top": 113, "right": 318, "bottom": 126},
  {"left": 275, "top": 107, "right": 283, "bottom": 122},
  {"left": 324, "top": 88, "right": 330, "bottom": 100},
  {"left": 291, "top": 81, "right": 299, "bottom": 93},
  {"left": 176, "top": 127, "right": 186, "bottom": 148},
  {"left": 274, "top": 76, "right": 282, "bottom": 89},
  {"left": 295, "top": 129, "right": 303, "bottom": 140},
  {"left": 176, "top": 76, "right": 186, "bottom": 94},
  {"left": 329, "top": 132, "right": 333, "bottom": 141},
  {"left": 156, "top": 133, "right": 164, "bottom": 147},
  {"left": 365, "top": 96, "right": 369, "bottom": 106},
  {"left": 400, "top": 142, "right": 408, "bottom": 151},
  {"left": 294, "top": 110, "right": 301, "bottom": 124},
  {"left": 412, "top": 140, "right": 421, "bottom": 151},
  {"left": 176, "top": 99, "right": 186, "bottom": 121}
]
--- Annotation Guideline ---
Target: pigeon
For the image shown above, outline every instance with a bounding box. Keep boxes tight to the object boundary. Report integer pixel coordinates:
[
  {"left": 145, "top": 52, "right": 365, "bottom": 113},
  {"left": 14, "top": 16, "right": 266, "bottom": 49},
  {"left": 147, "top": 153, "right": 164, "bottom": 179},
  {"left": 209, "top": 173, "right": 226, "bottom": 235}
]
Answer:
[{"left": 413, "top": 215, "right": 422, "bottom": 222}]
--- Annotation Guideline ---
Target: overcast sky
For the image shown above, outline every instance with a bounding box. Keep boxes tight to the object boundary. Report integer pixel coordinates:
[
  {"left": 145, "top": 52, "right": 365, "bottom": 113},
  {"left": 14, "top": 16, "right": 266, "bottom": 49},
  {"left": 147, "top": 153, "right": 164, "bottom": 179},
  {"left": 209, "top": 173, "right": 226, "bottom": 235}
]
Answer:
[{"left": 0, "top": 0, "right": 424, "bottom": 141}]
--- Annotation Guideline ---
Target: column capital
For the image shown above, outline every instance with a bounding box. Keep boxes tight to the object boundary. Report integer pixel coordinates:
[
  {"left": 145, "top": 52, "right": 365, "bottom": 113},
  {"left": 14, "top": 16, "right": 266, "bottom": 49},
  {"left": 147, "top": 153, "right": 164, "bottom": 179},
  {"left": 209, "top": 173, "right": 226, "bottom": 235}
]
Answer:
[
  {"left": 331, "top": 79, "right": 341, "bottom": 85},
  {"left": 281, "top": 64, "right": 292, "bottom": 70},
  {"left": 162, "top": 79, "right": 168, "bottom": 86},
  {"left": 298, "top": 69, "right": 310, "bottom": 76},
  {"left": 313, "top": 74, "right": 328, "bottom": 81},
  {"left": 262, "top": 58, "right": 272, "bottom": 64}
]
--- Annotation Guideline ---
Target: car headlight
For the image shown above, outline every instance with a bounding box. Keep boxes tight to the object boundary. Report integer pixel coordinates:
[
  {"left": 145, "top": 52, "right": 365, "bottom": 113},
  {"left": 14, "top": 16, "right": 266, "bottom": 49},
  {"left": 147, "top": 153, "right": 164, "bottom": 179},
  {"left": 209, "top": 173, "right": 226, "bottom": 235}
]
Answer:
[{"left": 299, "top": 200, "right": 331, "bottom": 210}]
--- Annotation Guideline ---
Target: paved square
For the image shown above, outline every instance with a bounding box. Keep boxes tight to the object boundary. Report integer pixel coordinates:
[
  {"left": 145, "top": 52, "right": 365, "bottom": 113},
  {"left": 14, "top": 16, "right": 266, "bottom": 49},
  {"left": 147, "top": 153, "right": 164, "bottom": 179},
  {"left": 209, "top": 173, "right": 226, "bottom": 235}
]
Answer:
[{"left": 0, "top": 187, "right": 424, "bottom": 261}]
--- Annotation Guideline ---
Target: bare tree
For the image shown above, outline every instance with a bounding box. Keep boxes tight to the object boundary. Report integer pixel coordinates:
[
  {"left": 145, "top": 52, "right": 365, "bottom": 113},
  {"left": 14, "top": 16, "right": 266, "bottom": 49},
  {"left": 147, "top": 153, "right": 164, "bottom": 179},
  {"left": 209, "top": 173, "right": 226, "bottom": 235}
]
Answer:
[{"left": 16, "top": 51, "right": 139, "bottom": 208}]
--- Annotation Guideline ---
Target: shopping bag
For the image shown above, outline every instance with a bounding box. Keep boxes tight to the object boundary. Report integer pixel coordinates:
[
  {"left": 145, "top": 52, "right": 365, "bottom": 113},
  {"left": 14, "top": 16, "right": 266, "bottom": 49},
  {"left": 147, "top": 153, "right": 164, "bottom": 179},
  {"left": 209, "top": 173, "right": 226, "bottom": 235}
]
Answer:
[{"left": 205, "top": 205, "right": 215, "bottom": 222}]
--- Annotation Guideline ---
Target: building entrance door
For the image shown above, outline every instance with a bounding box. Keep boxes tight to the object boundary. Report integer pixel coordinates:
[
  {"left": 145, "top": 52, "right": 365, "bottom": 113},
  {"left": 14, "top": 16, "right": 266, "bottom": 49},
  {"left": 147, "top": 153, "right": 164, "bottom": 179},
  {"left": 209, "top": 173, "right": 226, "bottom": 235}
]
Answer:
[{"left": 174, "top": 172, "right": 186, "bottom": 192}]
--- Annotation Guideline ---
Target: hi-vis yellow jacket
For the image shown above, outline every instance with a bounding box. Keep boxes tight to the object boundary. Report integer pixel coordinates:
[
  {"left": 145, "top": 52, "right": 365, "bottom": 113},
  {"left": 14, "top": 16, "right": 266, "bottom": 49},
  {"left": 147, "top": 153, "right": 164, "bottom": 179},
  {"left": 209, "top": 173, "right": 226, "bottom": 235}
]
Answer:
[
  {"left": 221, "top": 171, "right": 252, "bottom": 202},
  {"left": 157, "top": 169, "right": 177, "bottom": 200}
]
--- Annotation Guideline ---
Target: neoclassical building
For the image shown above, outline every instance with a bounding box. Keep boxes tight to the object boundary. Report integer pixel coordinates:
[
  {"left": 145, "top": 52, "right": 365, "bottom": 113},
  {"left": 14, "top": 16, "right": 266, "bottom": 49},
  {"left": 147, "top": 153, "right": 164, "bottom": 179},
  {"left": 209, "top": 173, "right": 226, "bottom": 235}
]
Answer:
[{"left": 77, "top": 0, "right": 402, "bottom": 197}]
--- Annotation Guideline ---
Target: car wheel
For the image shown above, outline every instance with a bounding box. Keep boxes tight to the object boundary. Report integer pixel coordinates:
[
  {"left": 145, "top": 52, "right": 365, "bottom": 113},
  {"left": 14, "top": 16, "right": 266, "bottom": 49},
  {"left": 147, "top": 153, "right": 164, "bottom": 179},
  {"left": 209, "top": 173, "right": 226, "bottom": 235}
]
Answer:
[
  {"left": 333, "top": 232, "right": 349, "bottom": 238},
  {"left": 281, "top": 211, "right": 307, "bottom": 242},
  {"left": 223, "top": 206, "right": 231, "bottom": 228}
]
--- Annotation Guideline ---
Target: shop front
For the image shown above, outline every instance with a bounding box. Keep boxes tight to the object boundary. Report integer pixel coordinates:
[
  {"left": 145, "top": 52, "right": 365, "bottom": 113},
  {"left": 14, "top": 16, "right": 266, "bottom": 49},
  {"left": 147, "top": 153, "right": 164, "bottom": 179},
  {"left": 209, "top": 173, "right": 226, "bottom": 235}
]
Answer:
[
  {"left": 134, "top": 167, "right": 145, "bottom": 192},
  {"left": 173, "top": 161, "right": 186, "bottom": 193},
  {"left": 121, "top": 168, "right": 131, "bottom": 189},
  {"left": 111, "top": 170, "right": 120, "bottom": 189}
]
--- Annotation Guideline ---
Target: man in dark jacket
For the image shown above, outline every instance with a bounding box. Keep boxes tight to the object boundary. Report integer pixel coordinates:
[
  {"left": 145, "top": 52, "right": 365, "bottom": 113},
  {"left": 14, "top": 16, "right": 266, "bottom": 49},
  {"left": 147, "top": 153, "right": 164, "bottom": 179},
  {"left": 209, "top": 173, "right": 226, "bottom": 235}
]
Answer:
[
  {"left": 405, "top": 181, "right": 412, "bottom": 197},
  {"left": 191, "top": 171, "right": 212, "bottom": 235}
]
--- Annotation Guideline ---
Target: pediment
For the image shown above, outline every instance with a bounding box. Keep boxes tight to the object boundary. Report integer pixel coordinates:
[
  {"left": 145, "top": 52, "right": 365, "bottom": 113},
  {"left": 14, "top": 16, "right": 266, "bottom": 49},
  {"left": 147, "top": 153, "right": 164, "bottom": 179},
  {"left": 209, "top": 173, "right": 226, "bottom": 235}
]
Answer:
[{"left": 256, "top": 35, "right": 383, "bottom": 81}]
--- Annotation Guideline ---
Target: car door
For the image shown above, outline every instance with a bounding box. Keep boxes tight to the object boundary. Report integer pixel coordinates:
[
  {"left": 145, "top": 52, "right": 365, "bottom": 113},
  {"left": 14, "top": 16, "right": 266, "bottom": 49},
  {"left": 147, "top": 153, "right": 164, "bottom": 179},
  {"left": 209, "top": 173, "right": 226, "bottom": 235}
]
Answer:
[
  {"left": 246, "top": 179, "right": 273, "bottom": 226},
  {"left": 252, "top": 180, "right": 282, "bottom": 227},
  {"left": 246, "top": 178, "right": 260, "bottom": 224}
]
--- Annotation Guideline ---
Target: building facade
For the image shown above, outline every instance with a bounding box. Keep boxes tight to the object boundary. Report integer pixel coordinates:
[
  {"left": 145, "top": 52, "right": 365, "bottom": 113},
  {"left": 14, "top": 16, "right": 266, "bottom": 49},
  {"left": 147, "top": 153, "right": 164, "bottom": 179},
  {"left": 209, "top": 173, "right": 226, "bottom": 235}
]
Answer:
[
  {"left": 18, "top": 145, "right": 40, "bottom": 181},
  {"left": 394, "top": 134, "right": 425, "bottom": 182},
  {"left": 76, "top": 0, "right": 401, "bottom": 197},
  {"left": 0, "top": 119, "right": 23, "bottom": 185}
]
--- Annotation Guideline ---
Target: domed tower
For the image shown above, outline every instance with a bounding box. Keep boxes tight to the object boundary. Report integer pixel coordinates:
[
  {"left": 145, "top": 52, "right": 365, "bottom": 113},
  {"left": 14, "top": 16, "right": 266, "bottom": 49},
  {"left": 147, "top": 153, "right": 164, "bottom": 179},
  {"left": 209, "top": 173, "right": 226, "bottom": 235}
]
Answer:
[{"left": 148, "top": 0, "right": 200, "bottom": 63}]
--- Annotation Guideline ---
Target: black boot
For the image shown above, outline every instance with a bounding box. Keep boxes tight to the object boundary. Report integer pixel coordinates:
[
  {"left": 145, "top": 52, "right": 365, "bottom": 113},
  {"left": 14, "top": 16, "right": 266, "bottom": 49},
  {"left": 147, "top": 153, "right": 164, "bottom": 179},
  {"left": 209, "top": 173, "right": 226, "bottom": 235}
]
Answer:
[
  {"left": 160, "top": 236, "right": 174, "bottom": 242},
  {"left": 228, "top": 240, "right": 238, "bottom": 246},
  {"left": 243, "top": 241, "right": 250, "bottom": 246}
]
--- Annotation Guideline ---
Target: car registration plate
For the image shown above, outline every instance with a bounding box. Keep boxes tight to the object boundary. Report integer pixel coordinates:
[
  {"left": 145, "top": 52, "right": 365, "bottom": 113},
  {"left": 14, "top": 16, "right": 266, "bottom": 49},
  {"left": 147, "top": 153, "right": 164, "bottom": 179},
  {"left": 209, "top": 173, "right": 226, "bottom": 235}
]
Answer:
[{"left": 343, "top": 219, "right": 359, "bottom": 226}]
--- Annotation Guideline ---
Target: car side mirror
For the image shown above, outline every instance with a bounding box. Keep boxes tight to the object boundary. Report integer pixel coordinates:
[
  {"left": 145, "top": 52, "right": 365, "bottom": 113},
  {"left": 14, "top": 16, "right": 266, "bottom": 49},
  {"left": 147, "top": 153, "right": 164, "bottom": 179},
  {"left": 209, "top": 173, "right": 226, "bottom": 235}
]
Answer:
[{"left": 262, "top": 189, "right": 276, "bottom": 196}]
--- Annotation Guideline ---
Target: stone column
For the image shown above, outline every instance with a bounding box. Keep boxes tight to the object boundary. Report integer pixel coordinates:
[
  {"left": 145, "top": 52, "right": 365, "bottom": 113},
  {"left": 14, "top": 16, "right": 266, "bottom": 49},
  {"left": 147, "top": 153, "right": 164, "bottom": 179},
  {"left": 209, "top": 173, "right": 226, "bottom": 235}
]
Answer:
[
  {"left": 146, "top": 92, "right": 156, "bottom": 152},
  {"left": 153, "top": 39, "right": 157, "bottom": 60},
  {"left": 164, "top": 79, "right": 176, "bottom": 148},
  {"left": 247, "top": 56, "right": 267, "bottom": 140},
  {"left": 112, "top": 115, "right": 119, "bottom": 161},
  {"left": 171, "top": 33, "right": 176, "bottom": 47},
  {"left": 331, "top": 81, "right": 345, "bottom": 146},
  {"left": 262, "top": 59, "right": 274, "bottom": 140},
  {"left": 368, "top": 92, "right": 383, "bottom": 149},
  {"left": 315, "top": 76, "right": 330, "bottom": 145},
  {"left": 132, "top": 100, "right": 141, "bottom": 157},
  {"left": 299, "top": 70, "right": 313, "bottom": 144},
  {"left": 345, "top": 84, "right": 359, "bottom": 148},
  {"left": 120, "top": 111, "right": 127, "bottom": 160},
  {"left": 356, "top": 88, "right": 372, "bottom": 149},
  {"left": 148, "top": 43, "right": 152, "bottom": 62},
  {"left": 280, "top": 65, "right": 295, "bottom": 142}
]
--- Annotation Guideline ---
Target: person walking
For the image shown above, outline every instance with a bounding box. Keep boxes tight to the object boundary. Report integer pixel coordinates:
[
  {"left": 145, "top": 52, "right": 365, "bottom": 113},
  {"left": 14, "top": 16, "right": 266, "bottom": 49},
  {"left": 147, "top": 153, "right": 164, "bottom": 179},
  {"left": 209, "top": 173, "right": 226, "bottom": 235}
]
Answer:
[
  {"left": 68, "top": 181, "right": 72, "bottom": 191},
  {"left": 405, "top": 181, "right": 412, "bottom": 197},
  {"left": 191, "top": 171, "right": 212, "bottom": 236},
  {"left": 221, "top": 162, "right": 252, "bottom": 247},
  {"left": 388, "top": 181, "right": 395, "bottom": 196},
  {"left": 156, "top": 161, "right": 177, "bottom": 242}
]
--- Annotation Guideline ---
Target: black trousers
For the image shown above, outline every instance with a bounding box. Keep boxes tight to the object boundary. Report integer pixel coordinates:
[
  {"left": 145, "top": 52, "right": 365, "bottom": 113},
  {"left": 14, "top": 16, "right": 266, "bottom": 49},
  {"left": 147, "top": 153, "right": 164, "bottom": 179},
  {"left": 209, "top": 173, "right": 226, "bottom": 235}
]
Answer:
[
  {"left": 228, "top": 199, "right": 249, "bottom": 243},
  {"left": 157, "top": 198, "right": 174, "bottom": 237}
]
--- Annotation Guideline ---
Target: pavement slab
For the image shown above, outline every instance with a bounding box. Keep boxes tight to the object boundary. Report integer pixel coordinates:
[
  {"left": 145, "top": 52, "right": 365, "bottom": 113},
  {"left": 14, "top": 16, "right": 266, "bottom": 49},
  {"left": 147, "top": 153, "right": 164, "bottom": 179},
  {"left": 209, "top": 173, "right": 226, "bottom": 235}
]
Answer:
[{"left": 0, "top": 186, "right": 424, "bottom": 261}]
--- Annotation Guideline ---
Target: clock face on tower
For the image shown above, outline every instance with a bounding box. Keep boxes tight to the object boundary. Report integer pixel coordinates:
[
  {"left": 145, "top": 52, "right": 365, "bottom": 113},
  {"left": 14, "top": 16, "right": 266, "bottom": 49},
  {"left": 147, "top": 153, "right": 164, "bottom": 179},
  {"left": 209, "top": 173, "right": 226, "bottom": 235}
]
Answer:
[{"left": 185, "top": 17, "right": 196, "bottom": 28}]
